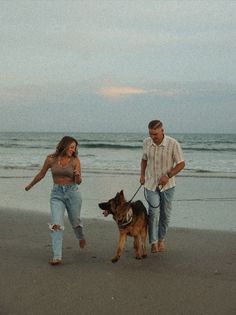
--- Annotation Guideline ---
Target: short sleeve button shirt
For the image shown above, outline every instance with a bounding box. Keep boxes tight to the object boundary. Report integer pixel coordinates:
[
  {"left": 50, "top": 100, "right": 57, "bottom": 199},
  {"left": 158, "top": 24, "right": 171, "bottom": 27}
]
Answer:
[{"left": 142, "top": 135, "right": 184, "bottom": 192}]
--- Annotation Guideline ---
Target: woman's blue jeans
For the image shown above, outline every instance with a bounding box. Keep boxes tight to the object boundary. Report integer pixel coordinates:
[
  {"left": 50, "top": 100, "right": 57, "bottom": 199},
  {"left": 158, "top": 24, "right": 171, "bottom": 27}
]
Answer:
[
  {"left": 49, "top": 184, "right": 84, "bottom": 260},
  {"left": 145, "top": 187, "right": 175, "bottom": 244}
]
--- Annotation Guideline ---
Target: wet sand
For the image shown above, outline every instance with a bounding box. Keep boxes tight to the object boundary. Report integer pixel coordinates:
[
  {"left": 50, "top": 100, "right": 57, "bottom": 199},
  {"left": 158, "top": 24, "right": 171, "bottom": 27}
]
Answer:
[
  {"left": 1, "top": 208, "right": 236, "bottom": 315},
  {"left": 1, "top": 169, "right": 236, "bottom": 231}
]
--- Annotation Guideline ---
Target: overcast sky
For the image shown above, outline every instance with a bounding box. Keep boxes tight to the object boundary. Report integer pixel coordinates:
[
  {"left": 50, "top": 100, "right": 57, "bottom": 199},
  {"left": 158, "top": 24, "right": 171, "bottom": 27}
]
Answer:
[{"left": 1, "top": 0, "right": 236, "bottom": 133}]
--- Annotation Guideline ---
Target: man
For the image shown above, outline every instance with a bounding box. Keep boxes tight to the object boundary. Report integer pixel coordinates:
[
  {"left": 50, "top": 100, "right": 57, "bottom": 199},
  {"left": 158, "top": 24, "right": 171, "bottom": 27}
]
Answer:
[{"left": 140, "top": 120, "right": 185, "bottom": 253}]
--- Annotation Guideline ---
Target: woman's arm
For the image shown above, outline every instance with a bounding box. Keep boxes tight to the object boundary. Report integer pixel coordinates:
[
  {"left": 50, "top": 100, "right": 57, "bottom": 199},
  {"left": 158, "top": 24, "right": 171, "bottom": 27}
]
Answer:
[
  {"left": 74, "top": 158, "right": 82, "bottom": 185},
  {"left": 25, "top": 156, "right": 52, "bottom": 191}
]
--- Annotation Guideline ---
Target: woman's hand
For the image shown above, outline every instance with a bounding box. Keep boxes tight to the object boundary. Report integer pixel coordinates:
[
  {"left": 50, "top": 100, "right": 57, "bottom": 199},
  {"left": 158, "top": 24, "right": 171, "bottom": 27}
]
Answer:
[
  {"left": 25, "top": 157, "right": 51, "bottom": 191},
  {"left": 25, "top": 185, "right": 30, "bottom": 191},
  {"left": 74, "top": 170, "right": 82, "bottom": 184},
  {"left": 74, "top": 170, "right": 80, "bottom": 177}
]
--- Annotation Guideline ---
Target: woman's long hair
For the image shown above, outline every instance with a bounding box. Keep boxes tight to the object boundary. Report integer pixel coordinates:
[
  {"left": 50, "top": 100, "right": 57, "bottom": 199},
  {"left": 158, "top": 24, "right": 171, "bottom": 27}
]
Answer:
[{"left": 51, "top": 136, "right": 78, "bottom": 158}]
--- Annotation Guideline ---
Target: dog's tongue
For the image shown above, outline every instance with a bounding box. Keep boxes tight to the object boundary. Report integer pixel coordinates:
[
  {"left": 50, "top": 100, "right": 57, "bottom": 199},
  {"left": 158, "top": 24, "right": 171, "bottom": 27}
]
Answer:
[{"left": 103, "top": 210, "right": 109, "bottom": 217}]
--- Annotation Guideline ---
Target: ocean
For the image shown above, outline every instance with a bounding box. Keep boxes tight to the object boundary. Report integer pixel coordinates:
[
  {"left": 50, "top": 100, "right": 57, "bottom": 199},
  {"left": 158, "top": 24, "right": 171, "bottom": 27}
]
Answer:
[
  {"left": 1, "top": 131, "right": 236, "bottom": 231},
  {"left": 0, "top": 131, "right": 236, "bottom": 178}
]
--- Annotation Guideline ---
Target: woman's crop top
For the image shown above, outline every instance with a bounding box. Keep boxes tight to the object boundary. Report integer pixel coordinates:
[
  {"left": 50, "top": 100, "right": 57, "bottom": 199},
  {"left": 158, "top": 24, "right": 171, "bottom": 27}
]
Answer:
[{"left": 51, "top": 160, "right": 74, "bottom": 179}]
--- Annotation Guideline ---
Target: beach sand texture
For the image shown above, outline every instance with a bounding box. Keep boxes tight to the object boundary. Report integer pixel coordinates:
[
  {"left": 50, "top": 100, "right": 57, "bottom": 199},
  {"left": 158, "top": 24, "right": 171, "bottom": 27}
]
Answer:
[
  {"left": 1, "top": 210, "right": 236, "bottom": 315},
  {"left": 1, "top": 172, "right": 236, "bottom": 314}
]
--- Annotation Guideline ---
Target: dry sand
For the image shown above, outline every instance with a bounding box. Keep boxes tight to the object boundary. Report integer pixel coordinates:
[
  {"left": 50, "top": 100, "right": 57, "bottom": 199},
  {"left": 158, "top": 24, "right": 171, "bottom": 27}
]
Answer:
[{"left": 1, "top": 208, "right": 236, "bottom": 315}]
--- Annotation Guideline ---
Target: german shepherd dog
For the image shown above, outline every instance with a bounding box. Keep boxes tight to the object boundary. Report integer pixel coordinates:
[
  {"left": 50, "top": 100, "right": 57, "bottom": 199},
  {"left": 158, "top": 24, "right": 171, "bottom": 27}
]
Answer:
[{"left": 98, "top": 190, "right": 148, "bottom": 263}]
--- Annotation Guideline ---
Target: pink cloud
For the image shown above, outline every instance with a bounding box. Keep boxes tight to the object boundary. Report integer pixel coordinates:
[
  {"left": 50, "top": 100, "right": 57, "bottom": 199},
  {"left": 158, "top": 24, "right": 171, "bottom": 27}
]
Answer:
[
  {"left": 97, "top": 86, "right": 147, "bottom": 98},
  {"left": 97, "top": 86, "right": 186, "bottom": 99}
]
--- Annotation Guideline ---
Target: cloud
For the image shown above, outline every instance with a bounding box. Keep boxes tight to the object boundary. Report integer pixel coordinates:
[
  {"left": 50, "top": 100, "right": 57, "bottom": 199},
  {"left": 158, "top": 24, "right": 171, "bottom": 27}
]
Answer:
[
  {"left": 97, "top": 86, "right": 186, "bottom": 99},
  {"left": 97, "top": 86, "right": 147, "bottom": 98}
]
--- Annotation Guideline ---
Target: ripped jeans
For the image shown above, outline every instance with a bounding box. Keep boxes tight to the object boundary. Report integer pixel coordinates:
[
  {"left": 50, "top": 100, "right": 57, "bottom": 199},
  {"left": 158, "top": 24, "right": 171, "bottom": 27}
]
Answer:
[{"left": 49, "top": 184, "right": 85, "bottom": 260}]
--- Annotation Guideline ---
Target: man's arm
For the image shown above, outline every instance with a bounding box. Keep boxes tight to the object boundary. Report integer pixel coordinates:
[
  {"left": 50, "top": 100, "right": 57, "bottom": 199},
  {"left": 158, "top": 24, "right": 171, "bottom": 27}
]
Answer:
[
  {"left": 159, "top": 161, "right": 185, "bottom": 187},
  {"left": 140, "top": 159, "right": 147, "bottom": 185},
  {"left": 167, "top": 161, "right": 185, "bottom": 178}
]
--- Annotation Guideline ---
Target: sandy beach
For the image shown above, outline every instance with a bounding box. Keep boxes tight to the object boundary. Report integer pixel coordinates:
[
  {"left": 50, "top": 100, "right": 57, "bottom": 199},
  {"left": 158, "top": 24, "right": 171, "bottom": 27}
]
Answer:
[
  {"left": 1, "top": 209, "right": 236, "bottom": 315},
  {"left": 1, "top": 171, "right": 236, "bottom": 314}
]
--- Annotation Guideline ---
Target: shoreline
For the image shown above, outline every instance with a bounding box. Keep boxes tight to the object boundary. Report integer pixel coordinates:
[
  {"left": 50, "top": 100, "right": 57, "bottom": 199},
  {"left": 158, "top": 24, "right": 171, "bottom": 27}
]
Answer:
[
  {"left": 0, "top": 171, "right": 236, "bottom": 232},
  {"left": 1, "top": 167, "right": 236, "bottom": 179},
  {"left": 2, "top": 205, "right": 236, "bottom": 234},
  {"left": 1, "top": 170, "right": 236, "bottom": 232},
  {"left": 1, "top": 208, "right": 236, "bottom": 315}
]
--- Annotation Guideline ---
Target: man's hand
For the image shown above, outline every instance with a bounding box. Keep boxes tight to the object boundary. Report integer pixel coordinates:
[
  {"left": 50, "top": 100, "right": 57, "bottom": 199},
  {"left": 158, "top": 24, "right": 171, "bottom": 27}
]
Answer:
[
  {"left": 140, "top": 175, "right": 145, "bottom": 185},
  {"left": 158, "top": 175, "right": 169, "bottom": 187}
]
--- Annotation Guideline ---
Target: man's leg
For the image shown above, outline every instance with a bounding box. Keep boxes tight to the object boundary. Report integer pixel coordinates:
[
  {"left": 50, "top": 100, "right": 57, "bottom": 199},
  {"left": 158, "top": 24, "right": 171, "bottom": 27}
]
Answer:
[
  {"left": 145, "top": 189, "right": 160, "bottom": 252},
  {"left": 158, "top": 187, "right": 175, "bottom": 251}
]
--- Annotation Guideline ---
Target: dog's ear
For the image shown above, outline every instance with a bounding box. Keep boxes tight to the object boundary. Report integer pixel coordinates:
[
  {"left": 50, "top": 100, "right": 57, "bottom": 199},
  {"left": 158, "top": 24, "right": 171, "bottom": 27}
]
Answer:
[
  {"left": 116, "top": 190, "right": 124, "bottom": 199},
  {"left": 115, "top": 191, "right": 120, "bottom": 198},
  {"left": 98, "top": 202, "right": 107, "bottom": 210},
  {"left": 119, "top": 190, "right": 126, "bottom": 202}
]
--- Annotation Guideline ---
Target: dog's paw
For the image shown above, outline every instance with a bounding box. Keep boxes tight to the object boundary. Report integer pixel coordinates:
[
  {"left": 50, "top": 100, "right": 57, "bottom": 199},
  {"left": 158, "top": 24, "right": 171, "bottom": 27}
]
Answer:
[{"left": 111, "top": 256, "right": 119, "bottom": 263}]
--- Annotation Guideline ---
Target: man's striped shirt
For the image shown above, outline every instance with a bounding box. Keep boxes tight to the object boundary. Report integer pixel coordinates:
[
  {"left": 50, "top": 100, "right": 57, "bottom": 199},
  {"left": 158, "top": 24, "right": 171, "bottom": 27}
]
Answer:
[{"left": 142, "top": 135, "right": 184, "bottom": 192}]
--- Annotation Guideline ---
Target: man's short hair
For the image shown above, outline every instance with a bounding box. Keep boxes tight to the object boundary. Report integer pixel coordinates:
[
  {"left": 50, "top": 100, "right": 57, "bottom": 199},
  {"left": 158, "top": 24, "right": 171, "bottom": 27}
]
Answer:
[{"left": 148, "top": 120, "right": 163, "bottom": 129}]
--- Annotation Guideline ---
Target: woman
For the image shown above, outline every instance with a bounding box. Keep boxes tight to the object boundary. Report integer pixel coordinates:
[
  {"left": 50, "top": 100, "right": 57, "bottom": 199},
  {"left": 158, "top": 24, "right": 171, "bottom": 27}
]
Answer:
[{"left": 25, "top": 136, "right": 86, "bottom": 265}]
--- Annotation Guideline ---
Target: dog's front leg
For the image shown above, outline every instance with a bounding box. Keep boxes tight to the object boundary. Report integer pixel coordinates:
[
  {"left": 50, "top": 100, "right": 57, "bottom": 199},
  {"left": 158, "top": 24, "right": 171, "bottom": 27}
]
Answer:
[{"left": 111, "top": 231, "right": 127, "bottom": 263}]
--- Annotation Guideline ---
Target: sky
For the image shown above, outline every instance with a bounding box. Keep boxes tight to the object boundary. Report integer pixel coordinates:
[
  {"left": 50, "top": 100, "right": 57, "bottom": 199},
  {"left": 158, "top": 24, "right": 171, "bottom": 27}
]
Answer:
[{"left": 1, "top": 0, "right": 236, "bottom": 133}]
